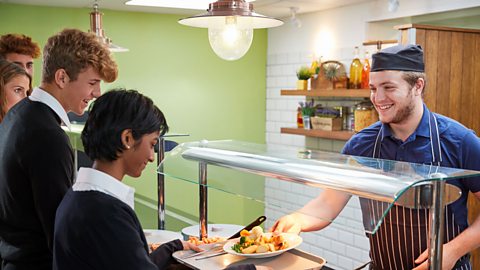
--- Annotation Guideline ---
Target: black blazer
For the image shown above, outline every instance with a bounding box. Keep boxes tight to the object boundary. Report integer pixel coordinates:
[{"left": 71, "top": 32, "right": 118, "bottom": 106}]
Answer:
[
  {"left": 54, "top": 190, "right": 255, "bottom": 270},
  {"left": 0, "top": 98, "right": 74, "bottom": 270}
]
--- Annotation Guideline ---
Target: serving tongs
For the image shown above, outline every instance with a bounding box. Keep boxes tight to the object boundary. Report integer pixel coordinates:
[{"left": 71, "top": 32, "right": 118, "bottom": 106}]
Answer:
[{"left": 181, "top": 216, "right": 266, "bottom": 260}]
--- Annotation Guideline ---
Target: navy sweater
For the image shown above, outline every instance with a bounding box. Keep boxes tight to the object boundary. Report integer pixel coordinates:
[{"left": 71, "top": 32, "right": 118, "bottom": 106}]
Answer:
[
  {"left": 54, "top": 190, "right": 254, "bottom": 270},
  {"left": 0, "top": 99, "right": 74, "bottom": 270}
]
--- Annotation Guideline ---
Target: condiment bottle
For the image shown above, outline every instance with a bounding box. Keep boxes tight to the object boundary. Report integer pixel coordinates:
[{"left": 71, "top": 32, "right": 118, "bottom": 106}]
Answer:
[
  {"left": 349, "top": 46, "right": 362, "bottom": 89},
  {"left": 361, "top": 51, "right": 370, "bottom": 89},
  {"left": 297, "top": 107, "right": 304, "bottom": 128}
]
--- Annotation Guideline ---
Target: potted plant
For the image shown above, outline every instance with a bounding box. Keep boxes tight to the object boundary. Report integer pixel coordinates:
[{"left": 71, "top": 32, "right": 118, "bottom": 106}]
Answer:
[
  {"left": 296, "top": 66, "right": 313, "bottom": 90},
  {"left": 299, "top": 99, "right": 315, "bottom": 129},
  {"left": 322, "top": 61, "right": 347, "bottom": 89}
]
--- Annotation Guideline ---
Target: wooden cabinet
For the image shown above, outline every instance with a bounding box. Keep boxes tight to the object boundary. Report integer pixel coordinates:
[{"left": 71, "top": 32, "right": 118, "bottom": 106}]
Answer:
[
  {"left": 397, "top": 23, "right": 480, "bottom": 268},
  {"left": 279, "top": 88, "right": 370, "bottom": 140}
]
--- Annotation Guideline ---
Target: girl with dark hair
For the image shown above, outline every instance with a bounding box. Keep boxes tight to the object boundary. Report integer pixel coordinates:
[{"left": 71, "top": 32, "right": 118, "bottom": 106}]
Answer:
[{"left": 53, "top": 89, "right": 264, "bottom": 270}]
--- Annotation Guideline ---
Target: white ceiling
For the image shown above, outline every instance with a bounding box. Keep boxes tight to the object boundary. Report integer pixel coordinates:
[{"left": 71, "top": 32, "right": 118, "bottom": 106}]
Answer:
[{"left": 0, "top": 0, "right": 373, "bottom": 19}]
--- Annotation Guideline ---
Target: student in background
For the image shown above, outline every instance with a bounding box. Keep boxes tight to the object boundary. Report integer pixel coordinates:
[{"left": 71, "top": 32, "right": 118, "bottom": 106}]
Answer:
[
  {"left": 0, "top": 59, "right": 32, "bottom": 122},
  {"left": 0, "top": 33, "right": 41, "bottom": 77}
]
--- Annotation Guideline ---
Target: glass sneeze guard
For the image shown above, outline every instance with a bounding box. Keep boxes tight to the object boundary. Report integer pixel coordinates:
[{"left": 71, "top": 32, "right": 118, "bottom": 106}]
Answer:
[
  {"left": 159, "top": 140, "right": 480, "bottom": 269},
  {"left": 159, "top": 140, "right": 480, "bottom": 232}
]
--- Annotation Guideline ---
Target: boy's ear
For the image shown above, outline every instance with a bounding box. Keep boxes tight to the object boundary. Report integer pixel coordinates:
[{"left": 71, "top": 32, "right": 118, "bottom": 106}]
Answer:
[{"left": 54, "top": 69, "right": 69, "bottom": 88}]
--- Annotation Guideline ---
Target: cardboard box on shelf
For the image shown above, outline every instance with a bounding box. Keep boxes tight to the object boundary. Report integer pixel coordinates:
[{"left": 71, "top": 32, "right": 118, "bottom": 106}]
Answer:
[{"left": 311, "top": 117, "right": 342, "bottom": 131}]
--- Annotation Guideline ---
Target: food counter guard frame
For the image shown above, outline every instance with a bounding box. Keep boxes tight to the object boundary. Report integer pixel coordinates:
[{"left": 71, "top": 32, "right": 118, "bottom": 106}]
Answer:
[{"left": 158, "top": 140, "right": 480, "bottom": 270}]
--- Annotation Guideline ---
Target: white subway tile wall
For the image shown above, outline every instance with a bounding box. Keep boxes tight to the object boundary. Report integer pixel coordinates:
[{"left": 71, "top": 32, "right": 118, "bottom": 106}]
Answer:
[{"left": 265, "top": 50, "right": 371, "bottom": 270}]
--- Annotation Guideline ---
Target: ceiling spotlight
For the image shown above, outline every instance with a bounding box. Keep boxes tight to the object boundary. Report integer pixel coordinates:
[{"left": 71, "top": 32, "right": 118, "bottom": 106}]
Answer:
[
  {"left": 179, "top": 0, "right": 283, "bottom": 61},
  {"left": 289, "top": 7, "right": 301, "bottom": 28},
  {"left": 388, "top": 0, "right": 399, "bottom": 12}
]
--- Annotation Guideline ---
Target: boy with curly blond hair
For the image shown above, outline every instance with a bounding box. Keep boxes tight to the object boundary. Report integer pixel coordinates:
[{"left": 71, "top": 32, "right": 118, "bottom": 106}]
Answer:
[{"left": 0, "top": 29, "right": 118, "bottom": 270}]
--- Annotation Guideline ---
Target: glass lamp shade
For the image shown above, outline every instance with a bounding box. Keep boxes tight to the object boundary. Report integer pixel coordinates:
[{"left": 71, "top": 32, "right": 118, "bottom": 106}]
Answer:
[
  {"left": 179, "top": 0, "right": 283, "bottom": 61},
  {"left": 208, "top": 16, "right": 253, "bottom": 60}
]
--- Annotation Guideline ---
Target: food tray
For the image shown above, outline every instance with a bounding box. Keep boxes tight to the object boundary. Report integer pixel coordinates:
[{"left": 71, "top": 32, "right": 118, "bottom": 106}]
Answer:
[{"left": 173, "top": 248, "right": 326, "bottom": 270}]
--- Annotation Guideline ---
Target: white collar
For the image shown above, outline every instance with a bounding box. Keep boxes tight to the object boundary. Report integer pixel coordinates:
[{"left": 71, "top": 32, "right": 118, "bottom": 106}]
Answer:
[
  {"left": 73, "top": 167, "right": 135, "bottom": 209},
  {"left": 29, "top": 87, "right": 71, "bottom": 130}
]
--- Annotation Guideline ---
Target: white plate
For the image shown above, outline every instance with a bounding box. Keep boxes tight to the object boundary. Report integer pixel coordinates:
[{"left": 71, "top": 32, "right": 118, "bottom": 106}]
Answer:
[
  {"left": 223, "top": 233, "right": 302, "bottom": 259},
  {"left": 143, "top": 229, "right": 182, "bottom": 245},
  {"left": 181, "top": 224, "right": 243, "bottom": 240}
]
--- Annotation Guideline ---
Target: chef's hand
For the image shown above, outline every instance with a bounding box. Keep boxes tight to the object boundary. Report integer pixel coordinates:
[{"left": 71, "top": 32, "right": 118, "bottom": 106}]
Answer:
[
  {"left": 181, "top": 241, "right": 203, "bottom": 252},
  {"left": 412, "top": 243, "right": 457, "bottom": 270},
  {"left": 269, "top": 213, "right": 302, "bottom": 234},
  {"left": 255, "top": 266, "right": 273, "bottom": 270}
]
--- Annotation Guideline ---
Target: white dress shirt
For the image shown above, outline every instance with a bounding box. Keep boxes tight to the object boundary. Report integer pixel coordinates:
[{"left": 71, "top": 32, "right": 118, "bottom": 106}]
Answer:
[
  {"left": 29, "top": 87, "right": 71, "bottom": 130},
  {"left": 73, "top": 167, "right": 135, "bottom": 210}
]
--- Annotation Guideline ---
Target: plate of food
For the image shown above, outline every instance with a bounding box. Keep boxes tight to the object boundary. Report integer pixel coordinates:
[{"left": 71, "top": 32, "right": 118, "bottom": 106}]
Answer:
[{"left": 223, "top": 226, "right": 302, "bottom": 259}]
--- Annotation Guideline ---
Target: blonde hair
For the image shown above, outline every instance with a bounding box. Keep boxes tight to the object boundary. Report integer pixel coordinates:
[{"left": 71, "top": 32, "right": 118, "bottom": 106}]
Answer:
[
  {"left": 0, "top": 59, "right": 32, "bottom": 122},
  {"left": 42, "top": 29, "right": 118, "bottom": 83}
]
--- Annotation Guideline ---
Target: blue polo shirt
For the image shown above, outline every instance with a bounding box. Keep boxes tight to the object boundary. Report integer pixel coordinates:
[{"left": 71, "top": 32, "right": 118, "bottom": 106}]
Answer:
[
  {"left": 342, "top": 105, "right": 480, "bottom": 270},
  {"left": 343, "top": 104, "right": 480, "bottom": 228}
]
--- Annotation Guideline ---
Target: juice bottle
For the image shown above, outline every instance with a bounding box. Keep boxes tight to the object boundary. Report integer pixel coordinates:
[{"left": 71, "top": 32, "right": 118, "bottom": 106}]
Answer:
[
  {"left": 361, "top": 51, "right": 370, "bottom": 89},
  {"left": 297, "top": 107, "right": 304, "bottom": 128},
  {"left": 349, "top": 46, "right": 362, "bottom": 89}
]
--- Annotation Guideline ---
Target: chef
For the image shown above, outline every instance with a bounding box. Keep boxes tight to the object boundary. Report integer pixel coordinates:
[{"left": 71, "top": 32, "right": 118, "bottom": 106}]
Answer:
[{"left": 271, "top": 44, "right": 480, "bottom": 270}]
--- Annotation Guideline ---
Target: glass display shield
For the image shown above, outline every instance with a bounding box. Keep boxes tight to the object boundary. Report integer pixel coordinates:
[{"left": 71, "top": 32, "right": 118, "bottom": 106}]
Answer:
[{"left": 158, "top": 140, "right": 480, "bottom": 235}]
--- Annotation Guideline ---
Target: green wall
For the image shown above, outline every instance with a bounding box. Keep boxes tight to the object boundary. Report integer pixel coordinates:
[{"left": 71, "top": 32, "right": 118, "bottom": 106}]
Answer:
[{"left": 0, "top": 3, "right": 266, "bottom": 230}]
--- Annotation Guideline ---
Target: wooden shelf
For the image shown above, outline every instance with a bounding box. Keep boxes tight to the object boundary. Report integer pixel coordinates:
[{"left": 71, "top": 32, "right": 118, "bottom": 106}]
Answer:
[
  {"left": 281, "top": 88, "right": 370, "bottom": 98},
  {"left": 281, "top": 128, "right": 354, "bottom": 141}
]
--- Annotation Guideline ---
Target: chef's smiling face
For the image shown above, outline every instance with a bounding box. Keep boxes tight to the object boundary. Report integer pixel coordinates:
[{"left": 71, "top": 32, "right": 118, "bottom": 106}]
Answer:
[
  {"left": 369, "top": 70, "right": 421, "bottom": 125},
  {"left": 124, "top": 131, "right": 160, "bottom": 178}
]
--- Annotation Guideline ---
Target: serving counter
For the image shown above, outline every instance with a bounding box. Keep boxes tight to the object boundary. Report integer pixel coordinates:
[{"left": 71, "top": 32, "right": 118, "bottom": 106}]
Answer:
[{"left": 158, "top": 140, "right": 480, "bottom": 270}]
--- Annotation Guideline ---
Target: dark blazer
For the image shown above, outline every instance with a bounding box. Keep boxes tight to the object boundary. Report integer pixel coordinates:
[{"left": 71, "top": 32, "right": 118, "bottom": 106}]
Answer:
[
  {"left": 0, "top": 98, "right": 74, "bottom": 270},
  {"left": 54, "top": 190, "right": 255, "bottom": 270},
  {"left": 54, "top": 190, "right": 181, "bottom": 270}
]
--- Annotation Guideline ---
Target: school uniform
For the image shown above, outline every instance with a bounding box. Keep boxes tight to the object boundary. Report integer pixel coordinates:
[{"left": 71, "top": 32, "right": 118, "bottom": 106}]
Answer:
[
  {"left": 0, "top": 88, "right": 75, "bottom": 270},
  {"left": 54, "top": 168, "right": 254, "bottom": 270}
]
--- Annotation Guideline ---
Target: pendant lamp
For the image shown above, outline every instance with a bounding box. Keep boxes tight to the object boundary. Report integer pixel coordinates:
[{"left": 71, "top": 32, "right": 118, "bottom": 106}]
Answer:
[
  {"left": 89, "top": 2, "right": 129, "bottom": 53},
  {"left": 179, "top": 0, "right": 283, "bottom": 61}
]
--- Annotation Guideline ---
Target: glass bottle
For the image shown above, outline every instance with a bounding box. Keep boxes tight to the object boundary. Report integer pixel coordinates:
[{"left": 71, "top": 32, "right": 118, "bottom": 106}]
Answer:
[
  {"left": 297, "top": 107, "right": 304, "bottom": 128},
  {"left": 361, "top": 51, "right": 370, "bottom": 89},
  {"left": 349, "top": 46, "right": 362, "bottom": 89}
]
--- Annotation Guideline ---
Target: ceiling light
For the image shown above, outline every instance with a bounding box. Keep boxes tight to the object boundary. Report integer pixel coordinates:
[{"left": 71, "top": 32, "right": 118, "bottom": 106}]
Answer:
[
  {"left": 89, "top": 2, "right": 128, "bottom": 52},
  {"left": 125, "top": 0, "right": 255, "bottom": 10},
  {"left": 388, "top": 0, "right": 399, "bottom": 12},
  {"left": 178, "top": 0, "right": 283, "bottom": 61},
  {"left": 289, "top": 7, "right": 301, "bottom": 28}
]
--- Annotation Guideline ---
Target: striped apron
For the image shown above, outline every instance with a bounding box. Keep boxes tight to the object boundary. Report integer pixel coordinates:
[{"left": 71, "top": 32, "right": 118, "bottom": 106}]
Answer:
[{"left": 358, "top": 111, "right": 471, "bottom": 270}]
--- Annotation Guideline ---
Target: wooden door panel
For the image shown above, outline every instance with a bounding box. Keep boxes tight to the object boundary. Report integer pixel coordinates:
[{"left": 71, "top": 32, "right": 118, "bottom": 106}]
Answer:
[
  {"left": 472, "top": 35, "right": 480, "bottom": 133},
  {"left": 459, "top": 33, "right": 476, "bottom": 127},
  {"left": 424, "top": 30, "right": 439, "bottom": 111},
  {"left": 436, "top": 31, "right": 452, "bottom": 116},
  {"left": 448, "top": 32, "right": 464, "bottom": 122}
]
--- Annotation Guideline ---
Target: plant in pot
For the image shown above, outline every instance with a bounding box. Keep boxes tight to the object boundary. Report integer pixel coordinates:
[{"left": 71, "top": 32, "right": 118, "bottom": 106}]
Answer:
[
  {"left": 296, "top": 66, "right": 313, "bottom": 90},
  {"left": 321, "top": 61, "right": 347, "bottom": 89},
  {"left": 299, "top": 99, "right": 315, "bottom": 129}
]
